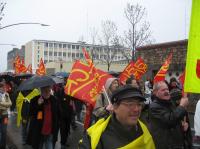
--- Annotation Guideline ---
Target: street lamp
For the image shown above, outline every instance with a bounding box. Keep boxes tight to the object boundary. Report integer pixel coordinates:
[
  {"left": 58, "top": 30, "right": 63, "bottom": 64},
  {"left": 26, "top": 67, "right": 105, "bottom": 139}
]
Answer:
[
  {"left": 0, "top": 43, "right": 16, "bottom": 46},
  {"left": 0, "top": 22, "right": 50, "bottom": 30}
]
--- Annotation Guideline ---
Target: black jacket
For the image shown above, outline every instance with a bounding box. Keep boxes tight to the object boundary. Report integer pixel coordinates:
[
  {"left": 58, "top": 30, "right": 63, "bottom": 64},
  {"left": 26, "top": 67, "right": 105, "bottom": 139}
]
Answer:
[
  {"left": 27, "top": 95, "right": 59, "bottom": 149},
  {"left": 146, "top": 96, "right": 189, "bottom": 149}
]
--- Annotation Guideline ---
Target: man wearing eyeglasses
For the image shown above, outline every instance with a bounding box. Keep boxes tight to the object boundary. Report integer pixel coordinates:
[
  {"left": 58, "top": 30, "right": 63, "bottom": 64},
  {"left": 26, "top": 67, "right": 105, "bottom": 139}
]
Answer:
[{"left": 79, "top": 85, "right": 155, "bottom": 149}]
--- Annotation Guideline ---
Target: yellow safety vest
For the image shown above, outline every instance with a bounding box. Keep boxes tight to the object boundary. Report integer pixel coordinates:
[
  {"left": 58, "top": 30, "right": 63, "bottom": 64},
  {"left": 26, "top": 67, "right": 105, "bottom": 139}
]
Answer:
[
  {"left": 87, "top": 116, "right": 155, "bottom": 149},
  {"left": 16, "top": 89, "right": 40, "bottom": 127}
]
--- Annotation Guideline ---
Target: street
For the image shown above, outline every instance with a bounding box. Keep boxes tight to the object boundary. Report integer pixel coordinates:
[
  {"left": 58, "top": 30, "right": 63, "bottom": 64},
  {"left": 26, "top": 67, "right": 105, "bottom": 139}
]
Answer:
[{"left": 7, "top": 113, "right": 84, "bottom": 149}]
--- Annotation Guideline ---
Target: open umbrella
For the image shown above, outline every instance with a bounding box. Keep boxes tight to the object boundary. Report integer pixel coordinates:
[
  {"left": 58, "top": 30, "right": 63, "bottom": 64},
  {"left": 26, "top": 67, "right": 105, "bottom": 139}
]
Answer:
[
  {"left": 55, "top": 72, "right": 70, "bottom": 78},
  {"left": 17, "top": 75, "right": 56, "bottom": 91},
  {"left": 51, "top": 76, "right": 65, "bottom": 84}
]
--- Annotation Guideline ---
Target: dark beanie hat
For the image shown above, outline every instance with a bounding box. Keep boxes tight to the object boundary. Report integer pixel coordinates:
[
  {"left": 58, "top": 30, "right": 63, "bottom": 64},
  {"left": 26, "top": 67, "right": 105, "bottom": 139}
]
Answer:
[{"left": 111, "top": 85, "right": 146, "bottom": 104}]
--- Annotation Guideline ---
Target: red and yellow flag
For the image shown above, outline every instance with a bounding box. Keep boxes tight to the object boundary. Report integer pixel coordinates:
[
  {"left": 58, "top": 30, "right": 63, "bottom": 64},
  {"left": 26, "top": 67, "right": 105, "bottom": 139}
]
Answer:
[
  {"left": 82, "top": 48, "right": 91, "bottom": 60},
  {"left": 154, "top": 52, "right": 173, "bottom": 83},
  {"left": 36, "top": 58, "right": 46, "bottom": 76},
  {"left": 19, "top": 63, "right": 28, "bottom": 73},
  {"left": 119, "top": 57, "right": 147, "bottom": 84},
  {"left": 65, "top": 60, "right": 112, "bottom": 106},
  {"left": 14, "top": 56, "right": 22, "bottom": 74}
]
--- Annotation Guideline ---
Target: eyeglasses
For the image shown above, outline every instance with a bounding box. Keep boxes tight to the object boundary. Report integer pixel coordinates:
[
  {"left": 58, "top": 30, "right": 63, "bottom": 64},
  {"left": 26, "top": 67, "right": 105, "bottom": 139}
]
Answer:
[{"left": 120, "top": 101, "right": 144, "bottom": 109}]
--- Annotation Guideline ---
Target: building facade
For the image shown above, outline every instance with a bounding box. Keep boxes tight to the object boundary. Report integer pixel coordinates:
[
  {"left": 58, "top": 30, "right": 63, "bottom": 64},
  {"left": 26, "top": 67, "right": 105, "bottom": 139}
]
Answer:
[
  {"left": 136, "top": 39, "right": 187, "bottom": 81},
  {"left": 25, "top": 40, "right": 130, "bottom": 73}
]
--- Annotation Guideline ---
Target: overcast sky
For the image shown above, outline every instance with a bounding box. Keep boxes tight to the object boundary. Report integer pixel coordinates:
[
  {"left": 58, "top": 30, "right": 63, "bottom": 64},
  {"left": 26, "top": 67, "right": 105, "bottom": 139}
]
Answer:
[{"left": 0, "top": 0, "right": 192, "bottom": 72}]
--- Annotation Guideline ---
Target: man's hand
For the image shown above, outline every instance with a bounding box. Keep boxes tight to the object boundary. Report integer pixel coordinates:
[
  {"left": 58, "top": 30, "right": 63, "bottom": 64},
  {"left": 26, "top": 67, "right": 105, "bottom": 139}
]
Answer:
[
  {"left": 182, "top": 121, "right": 189, "bottom": 132},
  {"left": 179, "top": 93, "right": 189, "bottom": 108}
]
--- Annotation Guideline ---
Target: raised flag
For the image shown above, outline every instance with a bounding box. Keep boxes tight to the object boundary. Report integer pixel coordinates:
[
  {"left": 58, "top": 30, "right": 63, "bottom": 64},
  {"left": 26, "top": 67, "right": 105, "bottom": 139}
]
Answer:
[
  {"left": 19, "top": 63, "right": 28, "bottom": 73},
  {"left": 65, "top": 60, "right": 112, "bottom": 106},
  {"left": 82, "top": 48, "right": 91, "bottom": 60},
  {"left": 36, "top": 58, "right": 46, "bottom": 76},
  {"left": 119, "top": 57, "right": 147, "bottom": 84},
  {"left": 184, "top": 0, "right": 200, "bottom": 93},
  {"left": 154, "top": 52, "right": 173, "bottom": 83},
  {"left": 14, "top": 56, "right": 21, "bottom": 74}
]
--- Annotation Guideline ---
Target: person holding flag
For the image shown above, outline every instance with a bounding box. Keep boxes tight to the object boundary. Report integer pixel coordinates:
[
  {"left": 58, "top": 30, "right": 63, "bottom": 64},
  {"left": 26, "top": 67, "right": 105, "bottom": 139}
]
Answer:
[
  {"left": 79, "top": 85, "right": 155, "bottom": 149},
  {"left": 92, "top": 77, "right": 119, "bottom": 122},
  {"left": 144, "top": 81, "right": 190, "bottom": 149}
]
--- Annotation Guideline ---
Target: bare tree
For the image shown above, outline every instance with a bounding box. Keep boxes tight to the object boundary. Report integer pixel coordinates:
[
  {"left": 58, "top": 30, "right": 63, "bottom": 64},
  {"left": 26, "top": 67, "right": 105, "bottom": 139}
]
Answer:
[
  {"left": 98, "top": 20, "right": 118, "bottom": 71},
  {"left": 89, "top": 27, "right": 98, "bottom": 63},
  {"left": 0, "top": 2, "right": 6, "bottom": 26},
  {"left": 124, "top": 3, "right": 154, "bottom": 61}
]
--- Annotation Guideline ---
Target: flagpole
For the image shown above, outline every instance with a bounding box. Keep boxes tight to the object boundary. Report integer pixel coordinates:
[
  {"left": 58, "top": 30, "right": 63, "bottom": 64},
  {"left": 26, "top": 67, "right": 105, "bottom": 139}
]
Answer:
[{"left": 102, "top": 86, "right": 111, "bottom": 105}]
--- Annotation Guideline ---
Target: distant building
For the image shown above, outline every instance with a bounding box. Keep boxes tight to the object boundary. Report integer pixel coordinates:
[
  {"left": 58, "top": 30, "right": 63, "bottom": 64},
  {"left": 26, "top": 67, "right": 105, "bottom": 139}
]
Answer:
[
  {"left": 24, "top": 40, "right": 130, "bottom": 74},
  {"left": 7, "top": 46, "right": 25, "bottom": 71},
  {"left": 136, "top": 39, "right": 187, "bottom": 82}
]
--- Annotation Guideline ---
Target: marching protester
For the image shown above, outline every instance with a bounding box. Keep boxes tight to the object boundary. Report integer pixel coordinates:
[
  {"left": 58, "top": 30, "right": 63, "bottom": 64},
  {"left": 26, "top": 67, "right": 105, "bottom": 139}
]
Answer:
[
  {"left": 0, "top": 81, "right": 12, "bottom": 149},
  {"left": 79, "top": 85, "right": 155, "bottom": 149},
  {"left": 27, "top": 86, "right": 59, "bottom": 149},
  {"left": 16, "top": 89, "right": 40, "bottom": 145},
  {"left": 92, "top": 77, "right": 119, "bottom": 122},
  {"left": 144, "top": 81, "right": 190, "bottom": 149},
  {"left": 125, "top": 75, "right": 139, "bottom": 89},
  {"left": 53, "top": 83, "right": 73, "bottom": 149}
]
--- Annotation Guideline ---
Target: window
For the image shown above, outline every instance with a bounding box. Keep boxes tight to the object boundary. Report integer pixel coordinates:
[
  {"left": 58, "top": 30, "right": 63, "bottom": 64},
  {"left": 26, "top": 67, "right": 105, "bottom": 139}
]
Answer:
[
  {"left": 44, "top": 60, "right": 47, "bottom": 64},
  {"left": 72, "top": 53, "right": 75, "bottom": 58},
  {"left": 38, "top": 46, "right": 40, "bottom": 49},
  {"left": 68, "top": 53, "right": 71, "bottom": 57},
  {"left": 76, "top": 45, "right": 79, "bottom": 49},
  {"left": 63, "top": 44, "right": 66, "bottom": 48},
  {"left": 68, "top": 44, "right": 71, "bottom": 49},
  {"left": 45, "top": 43, "right": 48, "bottom": 47},
  {"left": 76, "top": 53, "right": 79, "bottom": 57},
  {"left": 49, "top": 51, "right": 53, "bottom": 56},
  {"left": 72, "top": 45, "right": 75, "bottom": 49},
  {"left": 54, "top": 43, "right": 58, "bottom": 48},
  {"left": 49, "top": 43, "right": 53, "bottom": 48},
  {"left": 44, "top": 51, "right": 48, "bottom": 56},
  {"left": 54, "top": 52, "right": 57, "bottom": 56},
  {"left": 59, "top": 44, "right": 62, "bottom": 48},
  {"left": 59, "top": 52, "right": 62, "bottom": 56},
  {"left": 80, "top": 53, "right": 83, "bottom": 58},
  {"left": 63, "top": 52, "right": 66, "bottom": 57}
]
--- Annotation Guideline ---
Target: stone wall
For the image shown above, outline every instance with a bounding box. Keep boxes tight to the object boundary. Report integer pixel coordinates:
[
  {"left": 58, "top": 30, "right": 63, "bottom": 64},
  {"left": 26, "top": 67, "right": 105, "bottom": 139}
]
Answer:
[{"left": 136, "top": 39, "right": 187, "bottom": 80}]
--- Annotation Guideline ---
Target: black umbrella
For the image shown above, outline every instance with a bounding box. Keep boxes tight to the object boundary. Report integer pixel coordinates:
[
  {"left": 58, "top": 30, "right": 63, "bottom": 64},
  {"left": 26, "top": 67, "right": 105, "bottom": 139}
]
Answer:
[
  {"left": 51, "top": 76, "right": 65, "bottom": 84},
  {"left": 17, "top": 75, "right": 56, "bottom": 91}
]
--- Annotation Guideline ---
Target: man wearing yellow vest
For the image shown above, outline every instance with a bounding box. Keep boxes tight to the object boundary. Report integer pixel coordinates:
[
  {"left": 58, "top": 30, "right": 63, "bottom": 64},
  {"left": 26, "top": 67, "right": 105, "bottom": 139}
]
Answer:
[
  {"left": 16, "top": 89, "right": 40, "bottom": 145},
  {"left": 79, "top": 85, "right": 155, "bottom": 149}
]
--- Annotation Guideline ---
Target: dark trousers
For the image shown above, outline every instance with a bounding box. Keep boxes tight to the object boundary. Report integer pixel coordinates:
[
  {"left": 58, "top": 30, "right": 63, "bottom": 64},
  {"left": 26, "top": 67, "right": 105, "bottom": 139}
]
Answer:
[
  {"left": 0, "top": 117, "right": 7, "bottom": 149},
  {"left": 60, "top": 118, "right": 71, "bottom": 145}
]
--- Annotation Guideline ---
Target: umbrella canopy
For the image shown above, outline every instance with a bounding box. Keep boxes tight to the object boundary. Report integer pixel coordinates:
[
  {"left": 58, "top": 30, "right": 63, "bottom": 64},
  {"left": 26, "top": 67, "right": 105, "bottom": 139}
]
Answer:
[
  {"left": 51, "top": 76, "right": 65, "bottom": 84},
  {"left": 0, "top": 73, "right": 15, "bottom": 82},
  {"left": 55, "top": 72, "right": 70, "bottom": 78},
  {"left": 17, "top": 75, "right": 56, "bottom": 91}
]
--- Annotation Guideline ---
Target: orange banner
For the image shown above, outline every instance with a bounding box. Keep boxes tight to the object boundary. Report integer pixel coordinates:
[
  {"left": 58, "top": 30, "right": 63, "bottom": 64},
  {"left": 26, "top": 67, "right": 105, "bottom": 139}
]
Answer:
[
  {"left": 119, "top": 57, "right": 147, "bottom": 84},
  {"left": 154, "top": 52, "right": 173, "bottom": 83},
  {"left": 65, "top": 60, "right": 112, "bottom": 106},
  {"left": 36, "top": 58, "right": 46, "bottom": 76}
]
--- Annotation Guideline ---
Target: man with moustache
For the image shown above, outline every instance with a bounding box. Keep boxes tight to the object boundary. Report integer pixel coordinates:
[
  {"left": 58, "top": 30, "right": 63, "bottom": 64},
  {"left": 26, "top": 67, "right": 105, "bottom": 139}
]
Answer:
[
  {"left": 147, "top": 81, "right": 189, "bottom": 149},
  {"left": 79, "top": 85, "right": 155, "bottom": 149}
]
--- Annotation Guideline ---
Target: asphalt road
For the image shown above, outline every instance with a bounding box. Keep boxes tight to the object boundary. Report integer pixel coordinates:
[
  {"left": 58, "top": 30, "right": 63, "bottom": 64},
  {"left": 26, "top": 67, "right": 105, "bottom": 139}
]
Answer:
[{"left": 7, "top": 114, "right": 84, "bottom": 149}]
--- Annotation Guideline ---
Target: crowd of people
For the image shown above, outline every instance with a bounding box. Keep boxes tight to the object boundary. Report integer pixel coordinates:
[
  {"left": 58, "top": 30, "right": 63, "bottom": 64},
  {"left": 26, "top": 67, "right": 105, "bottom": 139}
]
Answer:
[{"left": 0, "top": 74, "right": 200, "bottom": 149}]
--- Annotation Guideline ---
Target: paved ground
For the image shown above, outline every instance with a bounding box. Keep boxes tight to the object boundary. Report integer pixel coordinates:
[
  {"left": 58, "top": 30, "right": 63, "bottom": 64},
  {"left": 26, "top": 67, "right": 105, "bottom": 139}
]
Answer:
[{"left": 7, "top": 114, "right": 84, "bottom": 149}]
